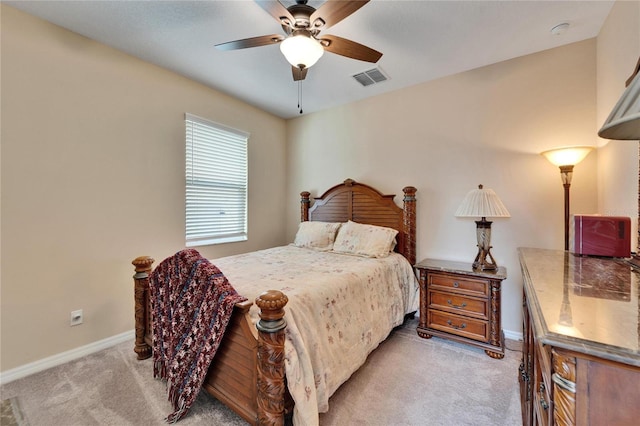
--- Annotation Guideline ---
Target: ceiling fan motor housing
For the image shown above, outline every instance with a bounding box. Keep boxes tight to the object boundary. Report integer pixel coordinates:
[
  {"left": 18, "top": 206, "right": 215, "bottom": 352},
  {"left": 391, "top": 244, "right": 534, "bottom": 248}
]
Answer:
[{"left": 284, "top": 3, "right": 323, "bottom": 33}]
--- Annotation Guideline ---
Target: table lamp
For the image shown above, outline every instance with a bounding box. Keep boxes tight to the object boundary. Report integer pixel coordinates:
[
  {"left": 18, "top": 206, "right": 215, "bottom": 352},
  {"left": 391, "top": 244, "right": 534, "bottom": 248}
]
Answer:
[{"left": 455, "top": 184, "right": 511, "bottom": 270}]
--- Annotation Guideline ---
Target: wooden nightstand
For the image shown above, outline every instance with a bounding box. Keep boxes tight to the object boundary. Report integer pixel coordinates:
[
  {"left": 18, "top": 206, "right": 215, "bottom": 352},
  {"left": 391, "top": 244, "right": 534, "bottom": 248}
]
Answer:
[{"left": 415, "top": 258, "right": 507, "bottom": 359}]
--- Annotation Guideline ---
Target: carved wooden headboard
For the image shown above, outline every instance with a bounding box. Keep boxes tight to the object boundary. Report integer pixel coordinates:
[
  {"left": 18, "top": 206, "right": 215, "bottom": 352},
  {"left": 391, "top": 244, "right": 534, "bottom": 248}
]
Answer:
[{"left": 300, "top": 178, "right": 417, "bottom": 266}]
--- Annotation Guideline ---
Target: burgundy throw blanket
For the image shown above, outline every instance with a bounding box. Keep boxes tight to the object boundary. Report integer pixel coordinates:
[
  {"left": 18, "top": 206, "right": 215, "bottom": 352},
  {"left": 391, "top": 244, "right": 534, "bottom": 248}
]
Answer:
[{"left": 149, "top": 248, "right": 247, "bottom": 423}]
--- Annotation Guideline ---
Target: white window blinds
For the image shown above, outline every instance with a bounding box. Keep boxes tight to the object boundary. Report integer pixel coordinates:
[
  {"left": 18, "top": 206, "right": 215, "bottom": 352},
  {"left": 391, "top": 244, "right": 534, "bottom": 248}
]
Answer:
[{"left": 185, "top": 113, "right": 249, "bottom": 246}]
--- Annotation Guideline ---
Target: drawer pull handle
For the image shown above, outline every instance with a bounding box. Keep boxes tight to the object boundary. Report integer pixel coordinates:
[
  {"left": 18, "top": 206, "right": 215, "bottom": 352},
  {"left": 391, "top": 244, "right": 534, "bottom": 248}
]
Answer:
[
  {"left": 539, "top": 397, "right": 549, "bottom": 410},
  {"left": 519, "top": 362, "right": 529, "bottom": 382},
  {"left": 453, "top": 281, "right": 460, "bottom": 288},
  {"left": 447, "top": 299, "right": 467, "bottom": 309},
  {"left": 446, "top": 320, "right": 466, "bottom": 330},
  {"left": 539, "top": 382, "right": 549, "bottom": 410}
]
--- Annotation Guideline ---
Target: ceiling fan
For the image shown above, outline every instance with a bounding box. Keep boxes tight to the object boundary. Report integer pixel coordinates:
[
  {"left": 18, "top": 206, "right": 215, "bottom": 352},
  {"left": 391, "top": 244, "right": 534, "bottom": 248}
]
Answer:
[{"left": 215, "top": 0, "right": 383, "bottom": 81}]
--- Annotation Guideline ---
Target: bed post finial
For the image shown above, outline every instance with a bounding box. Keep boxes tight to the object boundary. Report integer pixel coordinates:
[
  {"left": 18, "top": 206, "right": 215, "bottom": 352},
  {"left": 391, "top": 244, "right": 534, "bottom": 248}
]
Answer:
[
  {"left": 132, "top": 256, "right": 154, "bottom": 360},
  {"left": 300, "top": 191, "right": 310, "bottom": 222},
  {"left": 255, "top": 290, "right": 289, "bottom": 425},
  {"left": 403, "top": 186, "right": 417, "bottom": 266}
]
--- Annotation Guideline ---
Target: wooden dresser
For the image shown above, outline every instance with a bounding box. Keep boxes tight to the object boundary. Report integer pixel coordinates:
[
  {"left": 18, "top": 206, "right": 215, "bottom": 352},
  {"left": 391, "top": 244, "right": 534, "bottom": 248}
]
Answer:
[
  {"left": 415, "top": 258, "right": 507, "bottom": 359},
  {"left": 519, "top": 247, "right": 640, "bottom": 426}
]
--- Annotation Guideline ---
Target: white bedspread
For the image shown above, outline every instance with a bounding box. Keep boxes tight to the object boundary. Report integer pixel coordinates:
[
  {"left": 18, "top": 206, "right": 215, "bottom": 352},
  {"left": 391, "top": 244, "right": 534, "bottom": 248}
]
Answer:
[{"left": 212, "top": 245, "right": 419, "bottom": 426}]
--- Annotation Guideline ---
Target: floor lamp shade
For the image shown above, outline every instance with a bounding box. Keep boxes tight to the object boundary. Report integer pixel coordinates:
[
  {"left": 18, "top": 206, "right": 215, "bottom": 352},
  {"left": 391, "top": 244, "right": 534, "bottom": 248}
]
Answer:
[
  {"left": 455, "top": 185, "right": 510, "bottom": 270},
  {"left": 541, "top": 146, "right": 593, "bottom": 168}
]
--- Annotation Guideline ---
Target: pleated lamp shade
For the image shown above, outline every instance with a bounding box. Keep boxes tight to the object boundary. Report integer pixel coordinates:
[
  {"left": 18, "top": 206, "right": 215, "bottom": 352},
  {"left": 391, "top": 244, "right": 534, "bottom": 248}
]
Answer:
[
  {"left": 455, "top": 185, "right": 511, "bottom": 219},
  {"left": 598, "top": 68, "right": 640, "bottom": 140}
]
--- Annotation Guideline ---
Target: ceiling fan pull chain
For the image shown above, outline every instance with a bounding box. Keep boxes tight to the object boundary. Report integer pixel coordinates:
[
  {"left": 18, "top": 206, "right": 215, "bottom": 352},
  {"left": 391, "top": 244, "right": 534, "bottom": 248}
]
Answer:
[{"left": 298, "top": 80, "right": 303, "bottom": 114}]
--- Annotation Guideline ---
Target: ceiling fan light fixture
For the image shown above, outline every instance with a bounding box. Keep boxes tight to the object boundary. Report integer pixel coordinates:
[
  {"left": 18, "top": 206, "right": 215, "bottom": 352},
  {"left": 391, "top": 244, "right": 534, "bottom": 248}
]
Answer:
[{"left": 280, "top": 34, "right": 324, "bottom": 69}]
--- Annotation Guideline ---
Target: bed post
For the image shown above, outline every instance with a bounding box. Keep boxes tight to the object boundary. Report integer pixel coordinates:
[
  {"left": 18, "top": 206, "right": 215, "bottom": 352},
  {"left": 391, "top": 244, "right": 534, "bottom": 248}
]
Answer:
[
  {"left": 403, "top": 186, "right": 417, "bottom": 266},
  {"left": 255, "top": 290, "right": 289, "bottom": 426},
  {"left": 300, "top": 191, "right": 310, "bottom": 222},
  {"left": 132, "top": 256, "right": 154, "bottom": 360}
]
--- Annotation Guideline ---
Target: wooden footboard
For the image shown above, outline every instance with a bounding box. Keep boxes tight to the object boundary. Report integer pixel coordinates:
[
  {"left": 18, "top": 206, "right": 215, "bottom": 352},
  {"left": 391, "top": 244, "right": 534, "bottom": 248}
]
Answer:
[{"left": 132, "top": 257, "right": 290, "bottom": 425}]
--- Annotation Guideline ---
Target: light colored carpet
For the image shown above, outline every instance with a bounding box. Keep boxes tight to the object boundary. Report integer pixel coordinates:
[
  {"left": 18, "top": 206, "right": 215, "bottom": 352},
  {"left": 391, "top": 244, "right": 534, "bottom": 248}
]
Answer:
[
  {"left": 319, "top": 318, "right": 522, "bottom": 426},
  {"left": 0, "top": 317, "right": 522, "bottom": 425}
]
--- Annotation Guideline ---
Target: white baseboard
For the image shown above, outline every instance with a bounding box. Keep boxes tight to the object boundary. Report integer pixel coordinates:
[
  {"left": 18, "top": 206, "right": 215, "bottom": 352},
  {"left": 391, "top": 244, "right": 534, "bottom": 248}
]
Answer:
[
  {"left": 504, "top": 329, "right": 523, "bottom": 341},
  {"left": 0, "top": 329, "right": 134, "bottom": 385}
]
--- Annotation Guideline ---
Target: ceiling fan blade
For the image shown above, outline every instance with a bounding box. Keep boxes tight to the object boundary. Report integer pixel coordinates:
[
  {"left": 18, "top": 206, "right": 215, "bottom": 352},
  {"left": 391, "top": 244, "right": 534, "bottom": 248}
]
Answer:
[
  {"left": 292, "top": 66, "right": 308, "bottom": 81},
  {"left": 255, "top": 0, "right": 295, "bottom": 28},
  {"left": 215, "top": 34, "right": 284, "bottom": 51},
  {"left": 310, "top": 0, "right": 369, "bottom": 31},
  {"left": 320, "top": 35, "right": 382, "bottom": 63}
]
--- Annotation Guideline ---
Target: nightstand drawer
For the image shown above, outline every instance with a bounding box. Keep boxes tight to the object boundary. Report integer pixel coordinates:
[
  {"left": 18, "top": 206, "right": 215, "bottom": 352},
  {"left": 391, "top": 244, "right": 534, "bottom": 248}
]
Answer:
[
  {"left": 429, "top": 291, "right": 488, "bottom": 320},
  {"left": 427, "top": 310, "right": 489, "bottom": 342},
  {"left": 429, "top": 273, "right": 489, "bottom": 298}
]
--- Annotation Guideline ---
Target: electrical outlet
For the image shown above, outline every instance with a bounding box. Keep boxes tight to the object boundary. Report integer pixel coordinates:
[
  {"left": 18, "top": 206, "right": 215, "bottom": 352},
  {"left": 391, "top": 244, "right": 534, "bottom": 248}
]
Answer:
[{"left": 70, "top": 309, "right": 83, "bottom": 326}]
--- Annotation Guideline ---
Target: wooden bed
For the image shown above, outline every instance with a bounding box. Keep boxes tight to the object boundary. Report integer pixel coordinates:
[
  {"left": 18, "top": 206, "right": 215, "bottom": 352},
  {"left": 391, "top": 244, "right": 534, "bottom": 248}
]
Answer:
[{"left": 132, "top": 178, "right": 417, "bottom": 425}]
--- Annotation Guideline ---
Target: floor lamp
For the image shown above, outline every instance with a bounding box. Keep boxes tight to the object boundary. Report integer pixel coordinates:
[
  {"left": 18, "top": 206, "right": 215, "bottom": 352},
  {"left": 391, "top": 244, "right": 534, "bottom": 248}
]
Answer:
[{"left": 541, "top": 146, "right": 594, "bottom": 250}]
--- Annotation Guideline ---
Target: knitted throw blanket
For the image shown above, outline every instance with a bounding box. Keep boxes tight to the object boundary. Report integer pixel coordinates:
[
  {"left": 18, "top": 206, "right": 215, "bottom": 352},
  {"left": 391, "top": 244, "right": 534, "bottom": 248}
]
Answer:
[{"left": 149, "top": 249, "right": 247, "bottom": 423}]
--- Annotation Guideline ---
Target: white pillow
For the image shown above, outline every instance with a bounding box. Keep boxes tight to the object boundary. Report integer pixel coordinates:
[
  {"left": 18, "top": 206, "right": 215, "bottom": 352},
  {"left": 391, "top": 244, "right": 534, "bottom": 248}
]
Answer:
[
  {"left": 293, "top": 221, "right": 342, "bottom": 251},
  {"left": 332, "top": 220, "right": 399, "bottom": 258}
]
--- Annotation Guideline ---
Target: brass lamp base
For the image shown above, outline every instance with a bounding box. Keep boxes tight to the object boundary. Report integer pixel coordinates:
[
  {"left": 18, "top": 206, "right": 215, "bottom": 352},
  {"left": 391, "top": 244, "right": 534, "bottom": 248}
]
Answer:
[{"left": 472, "top": 218, "right": 498, "bottom": 271}]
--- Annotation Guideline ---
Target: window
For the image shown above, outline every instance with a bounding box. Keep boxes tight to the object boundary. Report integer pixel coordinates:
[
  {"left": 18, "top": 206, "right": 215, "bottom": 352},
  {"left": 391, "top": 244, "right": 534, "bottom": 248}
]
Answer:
[{"left": 185, "top": 113, "right": 248, "bottom": 246}]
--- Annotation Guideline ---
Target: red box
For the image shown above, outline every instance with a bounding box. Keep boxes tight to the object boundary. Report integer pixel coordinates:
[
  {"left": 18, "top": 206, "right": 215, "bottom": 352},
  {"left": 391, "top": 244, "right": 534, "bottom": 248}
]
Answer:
[{"left": 570, "top": 215, "right": 631, "bottom": 258}]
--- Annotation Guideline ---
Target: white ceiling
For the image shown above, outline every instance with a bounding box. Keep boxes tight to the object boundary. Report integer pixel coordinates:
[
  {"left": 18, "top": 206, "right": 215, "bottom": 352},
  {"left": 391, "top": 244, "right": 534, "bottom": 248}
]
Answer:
[{"left": 5, "top": 0, "right": 614, "bottom": 119}]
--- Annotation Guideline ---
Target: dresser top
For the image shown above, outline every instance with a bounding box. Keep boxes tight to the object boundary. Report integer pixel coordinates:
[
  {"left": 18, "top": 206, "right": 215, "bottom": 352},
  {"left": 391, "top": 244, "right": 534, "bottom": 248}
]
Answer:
[
  {"left": 415, "top": 258, "right": 507, "bottom": 280},
  {"left": 519, "top": 247, "right": 640, "bottom": 366}
]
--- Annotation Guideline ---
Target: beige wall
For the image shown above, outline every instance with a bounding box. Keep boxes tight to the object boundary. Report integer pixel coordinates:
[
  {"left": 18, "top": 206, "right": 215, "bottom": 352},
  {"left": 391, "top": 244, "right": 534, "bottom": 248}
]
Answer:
[
  {"left": 3, "top": 1, "right": 638, "bottom": 375},
  {"left": 286, "top": 39, "right": 600, "bottom": 335},
  {"left": 0, "top": 5, "right": 287, "bottom": 371},
  {"left": 596, "top": 0, "right": 640, "bottom": 246}
]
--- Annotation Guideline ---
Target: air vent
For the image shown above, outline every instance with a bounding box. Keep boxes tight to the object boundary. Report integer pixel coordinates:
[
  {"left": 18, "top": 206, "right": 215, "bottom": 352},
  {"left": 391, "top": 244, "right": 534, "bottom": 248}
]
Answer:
[{"left": 352, "top": 67, "right": 389, "bottom": 87}]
